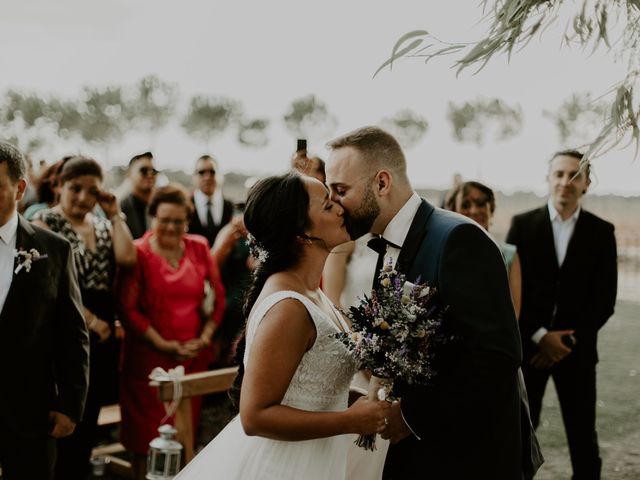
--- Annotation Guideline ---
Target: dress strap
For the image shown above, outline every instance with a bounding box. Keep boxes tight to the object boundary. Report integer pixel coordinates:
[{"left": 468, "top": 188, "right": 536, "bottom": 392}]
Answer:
[{"left": 244, "top": 290, "right": 319, "bottom": 366}]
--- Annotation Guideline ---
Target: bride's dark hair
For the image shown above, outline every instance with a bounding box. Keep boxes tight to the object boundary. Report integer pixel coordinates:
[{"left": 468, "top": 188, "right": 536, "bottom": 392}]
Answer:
[{"left": 228, "top": 171, "right": 311, "bottom": 407}]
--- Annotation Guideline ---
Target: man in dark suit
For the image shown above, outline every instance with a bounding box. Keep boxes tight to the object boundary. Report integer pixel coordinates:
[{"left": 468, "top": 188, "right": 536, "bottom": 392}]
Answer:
[
  {"left": 120, "top": 151, "right": 156, "bottom": 239},
  {"left": 506, "top": 150, "right": 617, "bottom": 480},
  {"left": 189, "top": 155, "right": 233, "bottom": 247},
  {"left": 326, "top": 126, "right": 540, "bottom": 479},
  {"left": 0, "top": 142, "right": 89, "bottom": 480}
]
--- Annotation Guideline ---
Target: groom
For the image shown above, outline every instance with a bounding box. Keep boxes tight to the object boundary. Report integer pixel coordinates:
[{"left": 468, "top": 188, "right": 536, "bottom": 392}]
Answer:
[{"left": 326, "top": 127, "right": 540, "bottom": 479}]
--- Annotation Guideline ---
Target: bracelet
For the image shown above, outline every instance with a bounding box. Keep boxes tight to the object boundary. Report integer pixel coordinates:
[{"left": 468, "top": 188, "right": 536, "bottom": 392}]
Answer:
[{"left": 110, "top": 211, "right": 127, "bottom": 223}]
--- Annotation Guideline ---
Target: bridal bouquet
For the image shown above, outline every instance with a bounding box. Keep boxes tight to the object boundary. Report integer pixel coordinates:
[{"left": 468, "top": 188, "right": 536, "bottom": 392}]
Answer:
[{"left": 335, "top": 261, "right": 448, "bottom": 450}]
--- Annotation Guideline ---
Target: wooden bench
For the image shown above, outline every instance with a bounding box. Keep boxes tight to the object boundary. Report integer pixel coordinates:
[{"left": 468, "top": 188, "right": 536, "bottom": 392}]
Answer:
[{"left": 92, "top": 366, "right": 238, "bottom": 477}]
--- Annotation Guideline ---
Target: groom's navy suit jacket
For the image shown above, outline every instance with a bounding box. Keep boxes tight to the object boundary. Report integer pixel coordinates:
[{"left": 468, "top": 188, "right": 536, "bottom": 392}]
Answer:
[
  {"left": 0, "top": 216, "right": 89, "bottom": 438},
  {"left": 384, "top": 200, "right": 531, "bottom": 479}
]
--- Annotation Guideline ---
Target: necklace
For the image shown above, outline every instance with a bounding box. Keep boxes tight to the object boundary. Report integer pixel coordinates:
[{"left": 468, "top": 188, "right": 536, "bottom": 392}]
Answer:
[{"left": 150, "top": 237, "right": 184, "bottom": 268}]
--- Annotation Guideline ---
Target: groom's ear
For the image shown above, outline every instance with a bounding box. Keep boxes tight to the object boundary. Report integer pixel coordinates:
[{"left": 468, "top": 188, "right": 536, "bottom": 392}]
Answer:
[{"left": 375, "top": 170, "right": 392, "bottom": 196}]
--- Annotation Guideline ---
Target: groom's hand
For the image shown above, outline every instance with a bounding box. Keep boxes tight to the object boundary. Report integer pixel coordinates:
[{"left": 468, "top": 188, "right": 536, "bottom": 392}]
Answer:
[
  {"left": 48, "top": 411, "right": 76, "bottom": 438},
  {"left": 380, "top": 401, "right": 411, "bottom": 444}
]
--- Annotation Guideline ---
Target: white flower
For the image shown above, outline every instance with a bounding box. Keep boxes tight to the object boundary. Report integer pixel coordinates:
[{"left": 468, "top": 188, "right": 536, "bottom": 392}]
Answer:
[{"left": 14, "top": 248, "right": 48, "bottom": 275}]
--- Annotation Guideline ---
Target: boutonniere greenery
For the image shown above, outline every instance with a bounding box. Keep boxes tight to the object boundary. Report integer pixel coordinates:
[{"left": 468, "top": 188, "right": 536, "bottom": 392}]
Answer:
[{"left": 14, "top": 247, "right": 48, "bottom": 274}]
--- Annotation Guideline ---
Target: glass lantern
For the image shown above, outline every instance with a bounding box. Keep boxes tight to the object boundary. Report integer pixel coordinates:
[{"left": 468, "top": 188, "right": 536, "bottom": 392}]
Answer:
[{"left": 146, "top": 424, "right": 183, "bottom": 479}]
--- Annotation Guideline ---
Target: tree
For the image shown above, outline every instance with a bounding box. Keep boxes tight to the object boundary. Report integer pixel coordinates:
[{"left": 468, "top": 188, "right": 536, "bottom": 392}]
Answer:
[
  {"left": 237, "top": 118, "right": 270, "bottom": 148},
  {"left": 543, "top": 93, "right": 609, "bottom": 147},
  {"left": 0, "top": 90, "right": 51, "bottom": 153},
  {"left": 127, "top": 75, "right": 178, "bottom": 145},
  {"left": 283, "top": 94, "right": 337, "bottom": 143},
  {"left": 447, "top": 98, "right": 523, "bottom": 146},
  {"left": 181, "top": 95, "right": 243, "bottom": 148},
  {"left": 379, "top": 109, "right": 429, "bottom": 149},
  {"left": 375, "top": 0, "right": 640, "bottom": 162}
]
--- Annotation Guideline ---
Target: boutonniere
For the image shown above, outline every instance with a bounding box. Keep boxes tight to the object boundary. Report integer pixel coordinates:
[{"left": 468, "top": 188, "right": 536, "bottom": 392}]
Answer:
[{"left": 14, "top": 247, "right": 48, "bottom": 274}]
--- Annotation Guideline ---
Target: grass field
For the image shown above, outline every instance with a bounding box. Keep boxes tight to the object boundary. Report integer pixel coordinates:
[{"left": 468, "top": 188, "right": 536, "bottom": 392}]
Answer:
[{"left": 533, "top": 300, "right": 640, "bottom": 479}]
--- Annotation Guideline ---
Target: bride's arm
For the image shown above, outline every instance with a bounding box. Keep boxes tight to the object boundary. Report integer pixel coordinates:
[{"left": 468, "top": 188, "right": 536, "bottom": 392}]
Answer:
[{"left": 240, "top": 298, "right": 387, "bottom": 441}]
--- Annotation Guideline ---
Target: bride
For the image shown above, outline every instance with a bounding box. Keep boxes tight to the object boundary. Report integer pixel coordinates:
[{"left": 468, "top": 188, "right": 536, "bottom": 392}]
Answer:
[{"left": 176, "top": 172, "right": 389, "bottom": 479}]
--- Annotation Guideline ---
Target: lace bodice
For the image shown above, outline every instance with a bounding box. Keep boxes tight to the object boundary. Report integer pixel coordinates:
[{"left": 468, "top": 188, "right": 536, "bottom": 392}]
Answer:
[{"left": 244, "top": 290, "right": 357, "bottom": 412}]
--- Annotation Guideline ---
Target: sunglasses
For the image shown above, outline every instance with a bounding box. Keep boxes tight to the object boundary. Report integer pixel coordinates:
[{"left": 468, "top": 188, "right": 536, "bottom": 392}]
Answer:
[
  {"left": 197, "top": 168, "right": 216, "bottom": 177},
  {"left": 139, "top": 166, "right": 159, "bottom": 176}
]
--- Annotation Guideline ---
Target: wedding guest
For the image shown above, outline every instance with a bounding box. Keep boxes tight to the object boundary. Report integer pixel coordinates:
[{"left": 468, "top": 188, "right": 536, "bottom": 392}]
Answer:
[
  {"left": 118, "top": 183, "right": 225, "bottom": 480},
  {"left": 507, "top": 150, "right": 617, "bottom": 479},
  {"left": 210, "top": 212, "right": 253, "bottom": 367},
  {"left": 189, "top": 155, "right": 234, "bottom": 247},
  {"left": 323, "top": 234, "right": 390, "bottom": 480},
  {"left": 0, "top": 142, "right": 89, "bottom": 480},
  {"left": 292, "top": 150, "right": 327, "bottom": 183},
  {"left": 23, "top": 157, "right": 67, "bottom": 220},
  {"left": 32, "top": 155, "right": 136, "bottom": 480},
  {"left": 121, "top": 151, "right": 157, "bottom": 239},
  {"left": 446, "top": 180, "right": 522, "bottom": 317}
]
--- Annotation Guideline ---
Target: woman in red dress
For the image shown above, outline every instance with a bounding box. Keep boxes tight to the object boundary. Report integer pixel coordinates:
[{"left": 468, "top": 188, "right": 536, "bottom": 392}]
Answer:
[{"left": 118, "top": 184, "right": 225, "bottom": 479}]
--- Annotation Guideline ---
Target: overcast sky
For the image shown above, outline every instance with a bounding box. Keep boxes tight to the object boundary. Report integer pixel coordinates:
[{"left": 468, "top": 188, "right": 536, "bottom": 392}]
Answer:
[{"left": 1, "top": 0, "right": 639, "bottom": 195}]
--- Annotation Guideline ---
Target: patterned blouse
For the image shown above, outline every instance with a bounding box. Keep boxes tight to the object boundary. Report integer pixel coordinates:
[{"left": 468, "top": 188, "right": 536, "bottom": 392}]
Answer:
[{"left": 33, "top": 209, "right": 115, "bottom": 291}]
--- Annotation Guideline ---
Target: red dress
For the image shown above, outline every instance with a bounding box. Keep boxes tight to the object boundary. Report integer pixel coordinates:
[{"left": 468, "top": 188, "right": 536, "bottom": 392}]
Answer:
[{"left": 119, "top": 233, "right": 225, "bottom": 454}]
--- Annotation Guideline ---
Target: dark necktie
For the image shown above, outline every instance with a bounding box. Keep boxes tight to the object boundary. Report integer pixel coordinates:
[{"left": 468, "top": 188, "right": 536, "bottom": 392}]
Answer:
[
  {"left": 205, "top": 199, "right": 215, "bottom": 232},
  {"left": 367, "top": 235, "right": 392, "bottom": 289}
]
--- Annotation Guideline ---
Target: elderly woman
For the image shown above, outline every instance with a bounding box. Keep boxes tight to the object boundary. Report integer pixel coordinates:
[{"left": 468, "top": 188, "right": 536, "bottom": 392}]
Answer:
[
  {"left": 32, "top": 156, "right": 136, "bottom": 480},
  {"left": 446, "top": 180, "right": 522, "bottom": 318},
  {"left": 118, "top": 183, "right": 225, "bottom": 479}
]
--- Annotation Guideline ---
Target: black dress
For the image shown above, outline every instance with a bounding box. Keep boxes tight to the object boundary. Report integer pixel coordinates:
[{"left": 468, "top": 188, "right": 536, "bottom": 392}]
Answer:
[{"left": 33, "top": 209, "right": 119, "bottom": 480}]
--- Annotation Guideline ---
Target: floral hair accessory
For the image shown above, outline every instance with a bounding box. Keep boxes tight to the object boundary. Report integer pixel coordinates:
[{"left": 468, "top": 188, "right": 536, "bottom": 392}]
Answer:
[
  {"left": 246, "top": 233, "right": 269, "bottom": 262},
  {"left": 14, "top": 247, "right": 48, "bottom": 274}
]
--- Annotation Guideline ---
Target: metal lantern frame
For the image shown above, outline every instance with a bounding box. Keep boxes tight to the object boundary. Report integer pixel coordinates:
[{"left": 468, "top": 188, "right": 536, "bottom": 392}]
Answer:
[{"left": 146, "top": 424, "right": 183, "bottom": 480}]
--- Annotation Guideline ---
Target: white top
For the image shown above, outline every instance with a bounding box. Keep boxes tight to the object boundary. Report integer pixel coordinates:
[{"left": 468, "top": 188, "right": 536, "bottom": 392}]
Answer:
[
  {"left": 193, "top": 188, "right": 224, "bottom": 227},
  {"left": 0, "top": 212, "right": 19, "bottom": 312}
]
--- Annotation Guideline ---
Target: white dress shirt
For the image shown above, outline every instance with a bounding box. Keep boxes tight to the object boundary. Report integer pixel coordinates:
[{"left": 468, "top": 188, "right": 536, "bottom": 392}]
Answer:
[
  {"left": 381, "top": 192, "right": 422, "bottom": 268},
  {"left": 0, "top": 211, "right": 19, "bottom": 313},
  {"left": 193, "top": 188, "right": 224, "bottom": 227},
  {"left": 531, "top": 200, "right": 581, "bottom": 344}
]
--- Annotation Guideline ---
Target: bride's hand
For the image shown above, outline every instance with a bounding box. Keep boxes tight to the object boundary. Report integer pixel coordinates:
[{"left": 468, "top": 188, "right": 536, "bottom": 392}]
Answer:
[{"left": 346, "top": 397, "right": 389, "bottom": 435}]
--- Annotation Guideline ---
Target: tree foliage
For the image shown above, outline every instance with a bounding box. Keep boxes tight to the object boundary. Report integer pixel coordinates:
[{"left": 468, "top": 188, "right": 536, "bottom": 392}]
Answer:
[
  {"left": 128, "top": 75, "right": 178, "bottom": 136},
  {"left": 283, "top": 94, "right": 337, "bottom": 142},
  {"left": 237, "top": 118, "right": 270, "bottom": 147},
  {"left": 543, "top": 92, "right": 609, "bottom": 146},
  {"left": 447, "top": 98, "right": 523, "bottom": 145},
  {"left": 375, "top": 0, "right": 640, "bottom": 162},
  {"left": 379, "top": 109, "right": 429, "bottom": 149},
  {"left": 181, "top": 95, "right": 243, "bottom": 147}
]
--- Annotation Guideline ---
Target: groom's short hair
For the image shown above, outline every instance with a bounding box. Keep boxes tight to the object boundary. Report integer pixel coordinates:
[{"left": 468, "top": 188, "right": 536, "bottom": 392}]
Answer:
[{"left": 327, "top": 126, "right": 407, "bottom": 175}]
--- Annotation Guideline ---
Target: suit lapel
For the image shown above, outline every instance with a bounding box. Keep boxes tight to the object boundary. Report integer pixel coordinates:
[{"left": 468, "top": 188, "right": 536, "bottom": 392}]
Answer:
[
  {"left": 0, "top": 216, "right": 41, "bottom": 321},
  {"left": 561, "top": 209, "right": 586, "bottom": 271},
  {"left": 538, "top": 206, "right": 560, "bottom": 271},
  {"left": 396, "top": 199, "right": 433, "bottom": 278}
]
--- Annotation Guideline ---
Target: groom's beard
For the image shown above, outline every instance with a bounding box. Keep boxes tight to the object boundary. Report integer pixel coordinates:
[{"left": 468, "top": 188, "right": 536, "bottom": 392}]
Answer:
[{"left": 344, "top": 185, "right": 380, "bottom": 239}]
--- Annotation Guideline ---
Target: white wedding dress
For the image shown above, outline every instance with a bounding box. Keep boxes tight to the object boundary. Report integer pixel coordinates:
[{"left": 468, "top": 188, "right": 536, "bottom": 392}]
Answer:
[{"left": 176, "top": 290, "right": 357, "bottom": 480}]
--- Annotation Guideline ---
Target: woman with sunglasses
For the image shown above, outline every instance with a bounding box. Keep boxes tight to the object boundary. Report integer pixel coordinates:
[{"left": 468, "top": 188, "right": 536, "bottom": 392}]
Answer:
[
  {"left": 32, "top": 156, "right": 136, "bottom": 480},
  {"left": 118, "top": 183, "right": 226, "bottom": 480}
]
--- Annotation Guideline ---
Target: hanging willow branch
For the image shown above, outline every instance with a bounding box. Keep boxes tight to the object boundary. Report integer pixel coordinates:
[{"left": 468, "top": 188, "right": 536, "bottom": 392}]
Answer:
[{"left": 375, "top": 0, "right": 640, "bottom": 166}]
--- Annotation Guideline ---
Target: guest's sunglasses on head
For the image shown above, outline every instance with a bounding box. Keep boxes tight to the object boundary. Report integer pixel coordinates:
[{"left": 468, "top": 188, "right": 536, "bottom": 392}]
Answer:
[
  {"left": 197, "top": 168, "right": 216, "bottom": 177},
  {"left": 139, "top": 166, "right": 159, "bottom": 176}
]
